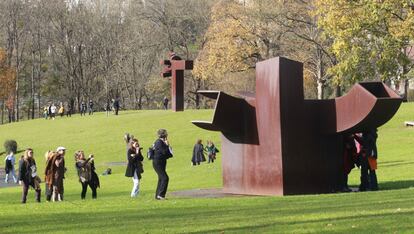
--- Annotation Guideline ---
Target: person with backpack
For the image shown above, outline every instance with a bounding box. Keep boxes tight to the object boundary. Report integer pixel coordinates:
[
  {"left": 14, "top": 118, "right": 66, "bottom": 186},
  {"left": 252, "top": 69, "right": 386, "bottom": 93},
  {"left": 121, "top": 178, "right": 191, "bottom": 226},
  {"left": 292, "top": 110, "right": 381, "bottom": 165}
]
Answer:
[
  {"left": 152, "top": 129, "right": 173, "bottom": 200},
  {"left": 125, "top": 138, "right": 144, "bottom": 197},
  {"left": 19, "top": 148, "right": 41, "bottom": 203},
  {"left": 4, "top": 151, "right": 17, "bottom": 183},
  {"left": 75, "top": 151, "right": 100, "bottom": 199}
]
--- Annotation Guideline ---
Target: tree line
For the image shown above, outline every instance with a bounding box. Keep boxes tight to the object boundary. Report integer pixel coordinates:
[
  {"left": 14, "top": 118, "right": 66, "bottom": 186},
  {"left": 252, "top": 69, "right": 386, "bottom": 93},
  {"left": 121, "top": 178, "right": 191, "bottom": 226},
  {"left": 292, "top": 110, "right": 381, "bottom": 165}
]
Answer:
[{"left": 0, "top": 0, "right": 413, "bottom": 124}]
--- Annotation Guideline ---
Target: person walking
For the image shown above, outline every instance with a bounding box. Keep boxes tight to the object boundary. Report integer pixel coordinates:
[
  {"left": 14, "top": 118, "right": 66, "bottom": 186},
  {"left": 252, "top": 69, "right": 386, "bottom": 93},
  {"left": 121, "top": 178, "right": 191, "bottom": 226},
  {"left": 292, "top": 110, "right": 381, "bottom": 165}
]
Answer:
[
  {"left": 163, "top": 97, "right": 169, "bottom": 110},
  {"left": 50, "top": 103, "right": 57, "bottom": 120},
  {"left": 58, "top": 102, "right": 64, "bottom": 117},
  {"left": 75, "top": 151, "right": 100, "bottom": 199},
  {"left": 88, "top": 100, "right": 94, "bottom": 115},
  {"left": 4, "top": 151, "right": 17, "bottom": 183},
  {"left": 205, "top": 140, "right": 218, "bottom": 163},
  {"left": 80, "top": 101, "right": 87, "bottom": 116},
  {"left": 191, "top": 139, "right": 206, "bottom": 166},
  {"left": 19, "top": 148, "right": 41, "bottom": 203},
  {"left": 113, "top": 99, "right": 120, "bottom": 115},
  {"left": 125, "top": 138, "right": 144, "bottom": 197},
  {"left": 106, "top": 99, "right": 111, "bottom": 116},
  {"left": 152, "top": 129, "right": 173, "bottom": 200}
]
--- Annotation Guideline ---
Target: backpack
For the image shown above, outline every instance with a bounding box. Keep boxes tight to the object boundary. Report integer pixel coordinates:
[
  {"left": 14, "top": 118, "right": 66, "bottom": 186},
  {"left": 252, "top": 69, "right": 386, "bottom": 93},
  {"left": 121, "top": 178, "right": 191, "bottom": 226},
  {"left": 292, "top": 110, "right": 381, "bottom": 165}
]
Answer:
[{"left": 147, "top": 146, "right": 155, "bottom": 160}]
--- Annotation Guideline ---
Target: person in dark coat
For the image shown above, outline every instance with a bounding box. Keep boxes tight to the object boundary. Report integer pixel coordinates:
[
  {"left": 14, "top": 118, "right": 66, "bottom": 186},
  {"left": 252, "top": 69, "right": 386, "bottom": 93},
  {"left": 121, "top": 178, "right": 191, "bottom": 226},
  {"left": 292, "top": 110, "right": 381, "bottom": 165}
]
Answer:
[
  {"left": 80, "top": 100, "right": 87, "bottom": 116},
  {"left": 88, "top": 100, "right": 94, "bottom": 115},
  {"left": 342, "top": 134, "right": 358, "bottom": 192},
  {"left": 163, "top": 97, "right": 169, "bottom": 110},
  {"left": 125, "top": 138, "right": 144, "bottom": 197},
  {"left": 19, "top": 148, "right": 41, "bottom": 203},
  {"left": 152, "top": 129, "right": 173, "bottom": 200},
  {"left": 356, "top": 129, "right": 379, "bottom": 191},
  {"left": 113, "top": 99, "right": 120, "bottom": 115},
  {"left": 75, "top": 151, "right": 100, "bottom": 199},
  {"left": 50, "top": 146, "right": 66, "bottom": 201},
  {"left": 192, "top": 139, "right": 206, "bottom": 166}
]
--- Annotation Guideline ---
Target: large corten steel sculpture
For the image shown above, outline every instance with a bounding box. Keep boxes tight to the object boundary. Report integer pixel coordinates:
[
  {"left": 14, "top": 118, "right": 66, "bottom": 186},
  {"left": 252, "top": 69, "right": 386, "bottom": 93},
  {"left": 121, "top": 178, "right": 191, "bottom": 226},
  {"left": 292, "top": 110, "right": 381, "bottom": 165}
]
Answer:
[
  {"left": 161, "top": 53, "right": 193, "bottom": 112},
  {"left": 192, "top": 57, "right": 402, "bottom": 196}
]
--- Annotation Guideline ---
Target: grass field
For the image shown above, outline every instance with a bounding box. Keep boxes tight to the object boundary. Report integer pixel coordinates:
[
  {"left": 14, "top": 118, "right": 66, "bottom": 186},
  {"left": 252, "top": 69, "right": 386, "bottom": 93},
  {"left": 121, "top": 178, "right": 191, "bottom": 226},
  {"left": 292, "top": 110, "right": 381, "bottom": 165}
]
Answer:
[{"left": 0, "top": 105, "right": 414, "bottom": 233}]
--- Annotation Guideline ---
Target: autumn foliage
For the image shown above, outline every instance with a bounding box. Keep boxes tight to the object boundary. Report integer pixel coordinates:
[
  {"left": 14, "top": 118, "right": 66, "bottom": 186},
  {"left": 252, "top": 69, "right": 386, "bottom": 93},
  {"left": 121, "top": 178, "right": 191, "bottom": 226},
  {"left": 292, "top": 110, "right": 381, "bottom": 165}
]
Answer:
[{"left": 0, "top": 48, "right": 16, "bottom": 107}]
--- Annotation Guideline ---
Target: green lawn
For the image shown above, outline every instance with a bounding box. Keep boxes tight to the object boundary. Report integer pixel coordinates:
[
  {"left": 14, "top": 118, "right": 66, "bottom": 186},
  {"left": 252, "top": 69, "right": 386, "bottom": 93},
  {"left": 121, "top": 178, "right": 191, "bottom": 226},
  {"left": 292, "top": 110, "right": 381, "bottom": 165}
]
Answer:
[{"left": 0, "top": 105, "right": 413, "bottom": 233}]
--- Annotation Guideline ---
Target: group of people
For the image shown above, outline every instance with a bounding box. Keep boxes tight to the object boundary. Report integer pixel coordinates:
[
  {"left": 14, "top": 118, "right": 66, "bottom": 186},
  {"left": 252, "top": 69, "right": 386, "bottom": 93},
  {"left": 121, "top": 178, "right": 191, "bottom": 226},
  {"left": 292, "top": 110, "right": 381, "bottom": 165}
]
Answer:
[
  {"left": 4, "top": 146, "right": 100, "bottom": 203},
  {"left": 124, "top": 129, "right": 173, "bottom": 200},
  {"left": 191, "top": 140, "right": 219, "bottom": 166},
  {"left": 44, "top": 102, "right": 73, "bottom": 119},
  {"left": 80, "top": 100, "right": 95, "bottom": 116},
  {"left": 342, "top": 129, "right": 379, "bottom": 192}
]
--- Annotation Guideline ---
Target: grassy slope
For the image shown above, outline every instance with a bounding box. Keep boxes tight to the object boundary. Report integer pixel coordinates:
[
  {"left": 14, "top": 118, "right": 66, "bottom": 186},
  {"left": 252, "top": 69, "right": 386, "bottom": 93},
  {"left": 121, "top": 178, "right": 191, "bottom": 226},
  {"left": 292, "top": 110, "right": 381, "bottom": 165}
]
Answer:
[{"left": 0, "top": 105, "right": 413, "bottom": 233}]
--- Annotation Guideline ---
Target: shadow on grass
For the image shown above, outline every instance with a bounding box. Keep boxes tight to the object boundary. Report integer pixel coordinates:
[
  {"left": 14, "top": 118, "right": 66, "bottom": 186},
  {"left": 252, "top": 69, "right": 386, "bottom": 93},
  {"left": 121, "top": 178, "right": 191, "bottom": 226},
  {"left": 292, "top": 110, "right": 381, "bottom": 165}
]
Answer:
[{"left": 379, "top": 180, "right": 414, "bottom": 190}]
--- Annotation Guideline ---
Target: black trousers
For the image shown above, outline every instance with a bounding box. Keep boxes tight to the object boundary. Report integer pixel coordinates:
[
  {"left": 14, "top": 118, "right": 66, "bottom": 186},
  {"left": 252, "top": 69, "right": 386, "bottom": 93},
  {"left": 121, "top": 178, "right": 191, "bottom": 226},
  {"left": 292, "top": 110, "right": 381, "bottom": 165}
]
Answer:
[
  {"left": 81, "top": 181, "right": 97, "bottom": 199},
  {"left": 22, "top": 181, "right": 41, "bottom": 203},
  {"left": 152, "top": 159, "right": 169, "bottom": 198}
]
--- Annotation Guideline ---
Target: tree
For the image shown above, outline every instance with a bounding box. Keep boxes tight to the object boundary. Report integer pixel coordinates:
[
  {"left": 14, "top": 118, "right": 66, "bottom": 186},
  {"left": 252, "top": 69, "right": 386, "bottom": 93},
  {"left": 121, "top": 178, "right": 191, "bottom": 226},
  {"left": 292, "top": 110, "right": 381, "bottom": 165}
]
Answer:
[{"left": 315, "top": 0, "right": 414, "bottom": 96}]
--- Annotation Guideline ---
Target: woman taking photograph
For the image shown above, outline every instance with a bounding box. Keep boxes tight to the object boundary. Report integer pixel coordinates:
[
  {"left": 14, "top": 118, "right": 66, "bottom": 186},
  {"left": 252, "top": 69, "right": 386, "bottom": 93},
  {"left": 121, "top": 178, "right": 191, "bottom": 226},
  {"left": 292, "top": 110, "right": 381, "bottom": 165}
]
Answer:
[
  {"left": 125, "top": 138, "right": 144, "bottom": 197},
  {"left": 152, "top": 129, "right": 173, "bottom": 200},
  {"left": 75, "top": 151, "right": 100, "bottom": 199}
]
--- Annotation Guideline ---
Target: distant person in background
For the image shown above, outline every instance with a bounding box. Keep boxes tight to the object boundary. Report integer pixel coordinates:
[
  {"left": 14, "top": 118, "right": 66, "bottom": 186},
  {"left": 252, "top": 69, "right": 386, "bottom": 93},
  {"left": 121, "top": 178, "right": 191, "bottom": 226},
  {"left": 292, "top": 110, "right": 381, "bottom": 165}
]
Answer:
[
  {"left": 58, "top": 102, "right": 64, "bottom": 117},
  {"left": 106, "top": 99, "right": 111, "bottom": 116},
  {"left": 125, "top": 138, "right": 144, "bottom": 197},
  {"left": 163, "top": 97, "right": 169, "bottom": 110},
  {"left": 50, "top": 103, "right": 57, "bottom": 120},
  {"left": 88, "top": 100, "right": 94, "bottom": 115},
  {"left": 75, "top": 151, "right": 100, "bottom": 199},
  {"left": 67, "top": 99, "right": 74, "bottom": 117},
  {"left": 355, "top": 129, "right": 379, "bottom": 191},
  {"left": 192, "top": 139, "right": 206, "bottom": 166},
  {"left": 153, "top": 129, "right": 173, "bottom": 200},
  {"left": 113, "top": 98, "right": 120, "bottom": 115},
  {"left": 80, "top": 100, "right": 87, "bottom": 116},
  {"left": 205, "top": 140, "right": 218, "bottom": 163},
  {"left": 48, "top": 103, "right": 52, "bottom": 119},
  {"left": 19, "top": 148, "right": 41, "bottom": 203},
  {"left": 4, "top": 151, "right": 17, "bottom": 183},
  {"left": 43, "top": 106, "right": 49, "bottom": 119}
]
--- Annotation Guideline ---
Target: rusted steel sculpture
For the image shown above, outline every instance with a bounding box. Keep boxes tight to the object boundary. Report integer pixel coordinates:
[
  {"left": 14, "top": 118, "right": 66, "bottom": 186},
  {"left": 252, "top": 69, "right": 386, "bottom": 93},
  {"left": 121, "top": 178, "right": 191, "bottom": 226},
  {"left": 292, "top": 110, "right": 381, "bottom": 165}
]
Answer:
[
  {"left": 192, "top": 57, "right": 402, "bottom": 196},
  {"left": 161, "top": 52, "right": 193, "bottom": 112}
]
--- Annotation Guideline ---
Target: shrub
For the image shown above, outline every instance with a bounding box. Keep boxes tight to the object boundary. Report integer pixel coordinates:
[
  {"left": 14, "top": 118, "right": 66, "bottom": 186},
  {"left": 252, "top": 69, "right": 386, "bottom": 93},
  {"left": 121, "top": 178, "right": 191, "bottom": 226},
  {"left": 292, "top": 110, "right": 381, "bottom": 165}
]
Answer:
[{"left": 4, "top": 140, "right": 17, "bottom": 154}]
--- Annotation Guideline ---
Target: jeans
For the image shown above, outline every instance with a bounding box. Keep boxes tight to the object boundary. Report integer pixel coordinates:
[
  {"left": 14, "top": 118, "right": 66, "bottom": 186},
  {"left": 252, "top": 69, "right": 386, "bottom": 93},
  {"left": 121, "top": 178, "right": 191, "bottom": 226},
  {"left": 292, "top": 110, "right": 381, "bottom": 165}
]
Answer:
[
  {"left": 153, "top": 159, "right": 169, "bottom": 198},
  {"left": 131, "top": 171, "right": 140, "bottom": 197},
  {"left": 5, "top": 168, "right": 17, "bottom": 183}
]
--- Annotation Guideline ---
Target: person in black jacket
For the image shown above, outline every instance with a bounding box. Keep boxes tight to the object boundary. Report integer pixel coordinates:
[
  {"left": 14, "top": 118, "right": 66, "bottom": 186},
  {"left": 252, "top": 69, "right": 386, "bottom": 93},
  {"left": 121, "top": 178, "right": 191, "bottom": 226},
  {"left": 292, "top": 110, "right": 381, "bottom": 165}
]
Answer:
[
  {"left": 153, "top": 129, "right": 172, "bottom": 200},
  {"left": 125, "top": 138, "right": 144, "bottom": 197},
  {"left": 192, "top": 139, "right": 206, "bottom": 166},
  {"left": 75, "top": 151, "right": 100, "bottom": 199},
  {"left": 19, "top": 148, "right": 41, "bottom": 203}
]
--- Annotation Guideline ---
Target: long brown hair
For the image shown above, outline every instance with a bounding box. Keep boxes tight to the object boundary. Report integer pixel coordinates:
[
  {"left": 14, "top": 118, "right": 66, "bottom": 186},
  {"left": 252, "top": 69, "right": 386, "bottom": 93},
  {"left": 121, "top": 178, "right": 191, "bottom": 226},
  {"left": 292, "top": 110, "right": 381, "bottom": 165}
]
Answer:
[{"left": 23, "top": 148, "right": 33, "bottom": 160}]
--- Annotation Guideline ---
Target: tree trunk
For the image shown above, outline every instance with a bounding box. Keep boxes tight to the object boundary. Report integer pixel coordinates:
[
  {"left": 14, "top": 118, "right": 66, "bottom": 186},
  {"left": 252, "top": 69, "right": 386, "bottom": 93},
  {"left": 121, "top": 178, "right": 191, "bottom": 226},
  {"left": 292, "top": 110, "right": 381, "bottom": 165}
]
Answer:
[
  {"left": 31, "top": 50, "right": 35, "bottom": 119},
  {"left": 335, "top": 85, "right": 342, "bottom": 97}
]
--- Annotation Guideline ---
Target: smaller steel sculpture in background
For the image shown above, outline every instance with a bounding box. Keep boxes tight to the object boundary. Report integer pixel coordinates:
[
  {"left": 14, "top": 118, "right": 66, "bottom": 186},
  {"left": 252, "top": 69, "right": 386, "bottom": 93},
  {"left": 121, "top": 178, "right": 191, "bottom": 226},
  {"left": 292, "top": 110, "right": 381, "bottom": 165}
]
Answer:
[{"left": 160, "top": 52, "right": 193, "bottom": 112}]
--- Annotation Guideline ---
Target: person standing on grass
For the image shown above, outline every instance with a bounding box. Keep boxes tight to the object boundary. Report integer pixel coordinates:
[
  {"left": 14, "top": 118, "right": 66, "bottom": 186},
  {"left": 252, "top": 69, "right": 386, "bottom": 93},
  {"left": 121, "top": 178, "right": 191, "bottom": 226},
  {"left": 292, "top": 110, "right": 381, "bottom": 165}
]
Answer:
[
  {"left": 58, "top": 102, "right": 65, "bottom": 117},
  {"left": 342, "top": 134, "right": 358, "bottom": 192},
  {"left": 88, "top": 100, "right": 94, "bottom": 115},
  {"left": 205, "top": 140, "right": 218, "bottom": 163},
  {"left": 4, "top": 151, "right": 17, "bottom": 183},
  {"left": 80, "top": 100, "right": 87, "bottom": 116},
  {"left": 153, "top": 129, "right": 173, "bottom": 200},
  {"left": 51, "top": 146, "right": 66, "bottom": 201},
  {"left": 106, "top": 99, "right": 111, "bottom": 116},
  {"left": 125, "top": 138, "right": 144, "bottom": 197},
  {"left": 191, "top": 139, "right": 206, "bottom": 166},
  {"left": 19, "top": 148, "right": 41, "bottom": 203},
  {"left": 75, "top": 151, "right": 100, "bottom": 199},
  {"left": 50, "top": 103, "right": 57, "bottom": 120},
  {"left": 44, "top": 151, "right": 57, "bottom": 202},
  {"left": 113, "top": 98, "right": 120, "bottom": 115}
]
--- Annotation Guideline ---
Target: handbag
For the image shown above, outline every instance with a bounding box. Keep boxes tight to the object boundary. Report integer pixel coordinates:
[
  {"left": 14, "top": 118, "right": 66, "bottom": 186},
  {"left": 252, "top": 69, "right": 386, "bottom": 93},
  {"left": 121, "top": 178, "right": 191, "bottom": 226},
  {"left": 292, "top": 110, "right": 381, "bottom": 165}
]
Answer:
[{"left": 368, "top": 156, "right": 377, "bottom": 170}]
